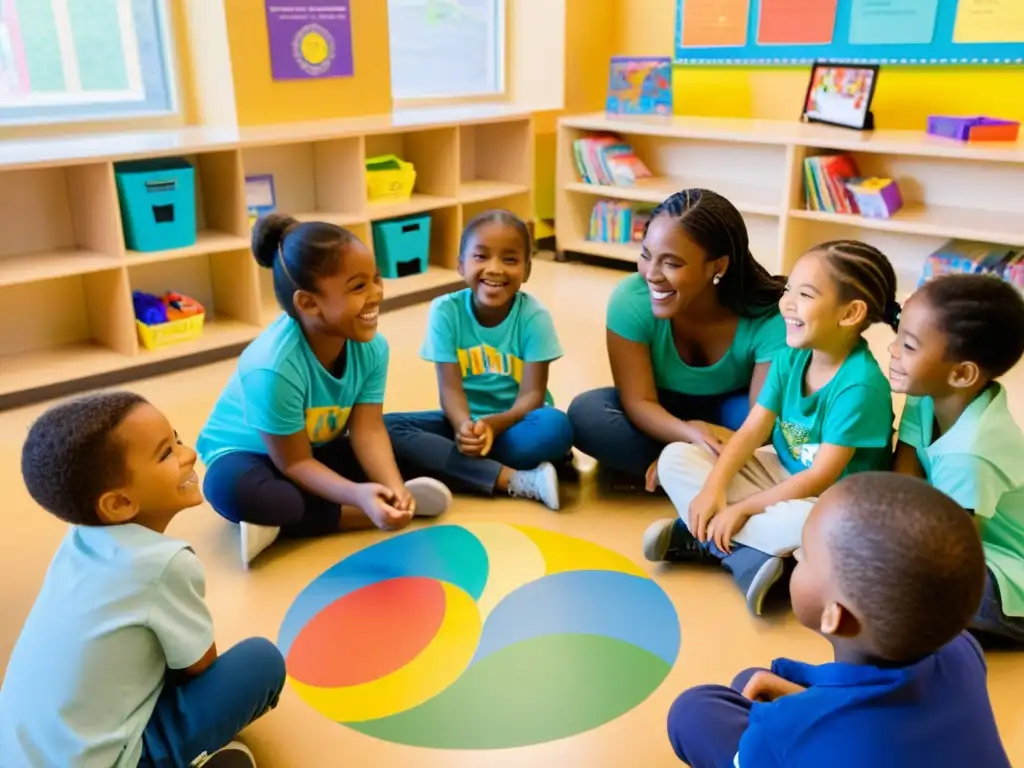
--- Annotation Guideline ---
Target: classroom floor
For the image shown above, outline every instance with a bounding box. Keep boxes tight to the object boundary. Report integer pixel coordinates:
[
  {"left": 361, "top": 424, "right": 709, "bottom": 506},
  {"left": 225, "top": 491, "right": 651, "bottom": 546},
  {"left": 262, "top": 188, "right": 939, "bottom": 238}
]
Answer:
[{"left": 2, "top": 259, "right": 1023, "bottom": 767}]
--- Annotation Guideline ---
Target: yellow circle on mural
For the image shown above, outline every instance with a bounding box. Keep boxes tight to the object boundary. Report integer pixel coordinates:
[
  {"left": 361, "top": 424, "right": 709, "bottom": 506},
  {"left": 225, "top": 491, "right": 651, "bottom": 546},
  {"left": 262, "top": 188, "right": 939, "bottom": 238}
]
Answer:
[{"left": 300, "top": 31, "right": 330, "bottom": 65}]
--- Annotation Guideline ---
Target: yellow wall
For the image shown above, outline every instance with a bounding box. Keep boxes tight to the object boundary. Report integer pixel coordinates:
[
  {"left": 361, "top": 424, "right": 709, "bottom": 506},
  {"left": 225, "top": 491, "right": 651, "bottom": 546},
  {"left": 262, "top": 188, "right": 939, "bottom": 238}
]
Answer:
[
  {"left": 223, "top": 0, "right": 392, "bottom": 127},
  {"left": 613, "top": 0, "right": 1024, "bottom": 129}
]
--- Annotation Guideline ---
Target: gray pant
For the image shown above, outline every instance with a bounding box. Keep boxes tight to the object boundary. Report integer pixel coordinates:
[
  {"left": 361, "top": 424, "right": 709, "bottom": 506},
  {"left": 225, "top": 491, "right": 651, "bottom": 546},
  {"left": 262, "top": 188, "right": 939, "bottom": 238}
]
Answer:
[{"left": 972, "top": 569, "right": 1024, "bottom": 646}]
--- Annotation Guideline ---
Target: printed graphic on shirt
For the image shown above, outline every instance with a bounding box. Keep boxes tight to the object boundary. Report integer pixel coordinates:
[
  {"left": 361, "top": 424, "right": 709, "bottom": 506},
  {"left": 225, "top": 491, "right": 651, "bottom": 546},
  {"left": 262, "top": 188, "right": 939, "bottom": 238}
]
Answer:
[
  {"left": 779, "top": 420, "right": 813, "bottom": 463},
  {"left": 457, "top": 345, "right": 524, "bottom": 382},
  {"left": 306, "top": 406, "right": 352, "bottom": 443}
]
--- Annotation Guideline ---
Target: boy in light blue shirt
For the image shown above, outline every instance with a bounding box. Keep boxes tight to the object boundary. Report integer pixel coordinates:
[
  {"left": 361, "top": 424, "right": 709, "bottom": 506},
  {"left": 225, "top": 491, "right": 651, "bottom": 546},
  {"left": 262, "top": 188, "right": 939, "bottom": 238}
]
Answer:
[
  {"left": 386, "top": 210, "right": 573, "bottom": 510},
  {"left": 0, "top": 392, "right": 285, "bottom": 767}
]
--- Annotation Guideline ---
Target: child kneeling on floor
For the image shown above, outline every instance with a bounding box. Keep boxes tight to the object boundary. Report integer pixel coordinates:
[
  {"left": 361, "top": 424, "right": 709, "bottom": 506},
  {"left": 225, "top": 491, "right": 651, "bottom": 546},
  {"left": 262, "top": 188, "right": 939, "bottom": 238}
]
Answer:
[
  {"left": 646, "top": 240, "right": 897, "bottom": 615},
  {"left": 0, "top": 392, "right": 285, "bottom": 768},
  {"left": 891, "top": 273, "right": 1024, "bottom": 646},
  {"left": 385, "top": 209, "right": 573, "bottom": 511},
  {"left": 667, "top": 473, "right": 1010, "bottom": 768}
]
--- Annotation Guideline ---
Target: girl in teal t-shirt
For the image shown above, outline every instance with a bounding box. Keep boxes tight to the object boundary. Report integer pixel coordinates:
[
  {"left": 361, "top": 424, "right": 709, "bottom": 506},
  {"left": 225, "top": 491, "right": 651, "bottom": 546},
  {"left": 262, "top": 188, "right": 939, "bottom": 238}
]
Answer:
[
  {"left": 647, "top": 240, "right": 897, "bottom": 616},
  {"left": 566, "top": 189, "right": 788, "bottom": 487},
  {"left": 197, "top": 214, "right": 452, "bottom": 567},
  {"left": 891, "top": 274, "right": 1024, "bottom": 645},
  {"left": 385, "top": 210, "right": 571, "bottom": 511}
]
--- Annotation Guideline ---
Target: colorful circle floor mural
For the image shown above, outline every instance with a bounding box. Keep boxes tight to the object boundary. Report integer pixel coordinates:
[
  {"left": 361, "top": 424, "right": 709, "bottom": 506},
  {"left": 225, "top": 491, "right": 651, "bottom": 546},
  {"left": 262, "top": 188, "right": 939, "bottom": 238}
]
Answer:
[{"left": 278, "top": 523, "right": 680, "bottom": 749}]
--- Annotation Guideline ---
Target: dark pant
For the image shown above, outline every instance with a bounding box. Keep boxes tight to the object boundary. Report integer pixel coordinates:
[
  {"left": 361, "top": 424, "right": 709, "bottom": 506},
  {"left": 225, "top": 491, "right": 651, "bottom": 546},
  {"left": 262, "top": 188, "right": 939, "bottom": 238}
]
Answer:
[
  {"left": 567, "top": 386, "right": 751, "bottom": 477},
  {"left": 140, "top": 638, "right": 286, "bottom": 768},
  {"left": 971, "top": 569, "right": 1024, "bottom": 645},
  {"left": 383, "top": 407, "right": 574, "bottom": 495},
  {"left": 667, "top": 667, "right": 761, "bottom": 768},
  {"left": 203, "top": 437, "right": 369, "bottom": 536}
]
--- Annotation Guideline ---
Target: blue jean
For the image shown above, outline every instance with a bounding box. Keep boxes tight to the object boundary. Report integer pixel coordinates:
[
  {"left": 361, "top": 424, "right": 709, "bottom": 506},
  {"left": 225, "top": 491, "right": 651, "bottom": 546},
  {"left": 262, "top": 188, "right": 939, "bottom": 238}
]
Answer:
[
  {"left": 139, "top": 637, "right": 286, "bottom": 767},
  {"left": 567, "top": 386, "right": 750, "bottom": 477},
  {"left": 667, "top": 667, "right": 761, "bottom": 767},
  {"left": 383, "top": 407, "right": 574, "bottom": 494},
  {"left": 971, "top": 569, "right": 1024, "bottom": 646}
]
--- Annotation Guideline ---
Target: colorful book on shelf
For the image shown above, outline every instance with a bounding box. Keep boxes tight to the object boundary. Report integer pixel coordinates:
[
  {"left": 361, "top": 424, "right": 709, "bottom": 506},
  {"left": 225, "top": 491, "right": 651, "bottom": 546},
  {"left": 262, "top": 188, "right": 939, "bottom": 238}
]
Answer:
[
  {"left": 803, "top": 154, "right": 860, "bottom": 214},
  {"left": 572, "top": 136, "right": 652, "bottom": 187},
  {"left": 588, "top": 200, "right": 652, "bottom": 244},
  {"left": 920, "top": 239, "right": 1024, "bottom": 290}
]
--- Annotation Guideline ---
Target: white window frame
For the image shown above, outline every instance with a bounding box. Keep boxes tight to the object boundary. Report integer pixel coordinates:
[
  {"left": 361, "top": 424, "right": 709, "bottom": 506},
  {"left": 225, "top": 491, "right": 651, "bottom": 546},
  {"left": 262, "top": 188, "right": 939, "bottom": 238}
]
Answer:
[
  {"left": 0, "top": 0, "right": 177, "bottom": 127},
  {"left": 387, "top": 0, "right": 507, "bottom": 105}
]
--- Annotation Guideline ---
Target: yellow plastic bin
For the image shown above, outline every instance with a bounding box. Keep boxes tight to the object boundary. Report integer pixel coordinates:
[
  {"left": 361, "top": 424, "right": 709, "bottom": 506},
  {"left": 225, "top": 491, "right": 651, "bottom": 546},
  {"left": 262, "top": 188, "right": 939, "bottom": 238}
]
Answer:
[
  {"left": 136, "top": 313, "right": 205, "bottom": 351},
  {"left": 366, "top": 154, "right": 416, "bottom": 203}
]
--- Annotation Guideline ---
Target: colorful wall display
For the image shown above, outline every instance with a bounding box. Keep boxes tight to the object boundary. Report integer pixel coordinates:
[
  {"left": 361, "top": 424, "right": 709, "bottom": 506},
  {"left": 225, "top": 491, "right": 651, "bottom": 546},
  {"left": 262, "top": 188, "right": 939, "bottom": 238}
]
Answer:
[{"left": 674, "top": 0, "right": 1024, "bottom": 65}]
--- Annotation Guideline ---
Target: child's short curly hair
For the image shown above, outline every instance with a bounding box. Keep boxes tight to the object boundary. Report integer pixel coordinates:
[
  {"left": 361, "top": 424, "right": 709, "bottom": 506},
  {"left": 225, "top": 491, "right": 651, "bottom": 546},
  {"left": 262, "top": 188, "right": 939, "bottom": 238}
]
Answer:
[
  {"left": 916, "top": 274, "right": 1024, "bottom": 380},
  {"left": 21, "top": 391, "right": 147, "bottom": 525}
]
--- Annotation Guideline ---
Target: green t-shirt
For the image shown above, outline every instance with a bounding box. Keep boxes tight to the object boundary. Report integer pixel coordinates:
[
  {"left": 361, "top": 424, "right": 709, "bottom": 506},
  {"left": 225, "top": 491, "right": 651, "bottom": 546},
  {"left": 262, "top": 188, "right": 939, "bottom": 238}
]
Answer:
[
  {"left": 196, "top": 313, "right": 389, "bottom": 467},
  {"left": 606, "top": 272, "right": 786, "bottom": 396},
  {"left": 757, "top": 341, "right": 893, "bottom": 477},
  {"left": 420, "top": 288, "right": 563, "bottom": 420},
  {"left": 898, "top": 385, "right": 1024, "bottom": 617}
]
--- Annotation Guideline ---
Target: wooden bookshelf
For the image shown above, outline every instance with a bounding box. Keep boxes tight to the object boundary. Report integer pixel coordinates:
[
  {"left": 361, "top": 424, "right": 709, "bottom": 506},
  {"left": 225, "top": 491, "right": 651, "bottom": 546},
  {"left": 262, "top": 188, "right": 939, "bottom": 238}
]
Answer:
[
  {"left": 0, "top": 105, "right": 534, "bottom": 409},
  {"left": 556, "top": 113, "right": 1024, "bottom": 294}
]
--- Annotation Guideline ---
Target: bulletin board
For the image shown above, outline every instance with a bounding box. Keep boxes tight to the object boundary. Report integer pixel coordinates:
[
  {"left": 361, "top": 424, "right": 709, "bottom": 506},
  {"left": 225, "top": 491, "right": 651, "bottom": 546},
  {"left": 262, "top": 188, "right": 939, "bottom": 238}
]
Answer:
[{"left": 674, "top": 0, "right": 1024, "bottom": 65}]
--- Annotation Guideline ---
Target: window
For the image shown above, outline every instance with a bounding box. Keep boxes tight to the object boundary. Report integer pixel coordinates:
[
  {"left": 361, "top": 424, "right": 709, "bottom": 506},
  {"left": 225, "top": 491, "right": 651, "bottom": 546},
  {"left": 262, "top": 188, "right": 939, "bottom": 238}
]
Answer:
[
  {"left": 387, "top": 0, "right": 505, "bottom": 101},
  {"left": 0, "top": 0, "right": 175, "bottom": 125}
]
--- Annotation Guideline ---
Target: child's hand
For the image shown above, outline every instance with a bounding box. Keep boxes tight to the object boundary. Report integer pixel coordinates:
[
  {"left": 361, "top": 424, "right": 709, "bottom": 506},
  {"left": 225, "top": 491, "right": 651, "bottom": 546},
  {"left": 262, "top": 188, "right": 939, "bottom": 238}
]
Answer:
[
  {"left": 709, "top": 503, "right": 753, "bottom": 554},
  {"left": 689, "top": 487, "right": 725, "bottom": 541},
  {"left": 474, "top": 420, "right": 494, "bottom": 457},
  {"left": 645, "top": 460, "right": 660, "bottom": 493},
  {"left": 685, "top": 421, "right": 727, "bottom": 456},
  {"left": 741, "top": 670, "right": 806, "bottom": 702},
  {"left": 391, "top": 483, "right": 416, "bottom": 514},
  {"left": 356, "top": 482, "right": 413, "bottom": 531},
  {"left": 456, "top": 419, "right": 486, "bottom": 456}
]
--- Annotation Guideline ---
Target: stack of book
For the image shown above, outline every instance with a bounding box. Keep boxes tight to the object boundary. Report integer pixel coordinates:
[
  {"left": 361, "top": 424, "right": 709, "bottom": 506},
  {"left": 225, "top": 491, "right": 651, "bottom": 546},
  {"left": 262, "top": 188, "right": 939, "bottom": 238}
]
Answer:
[
  {"left": 803, "top": 154, "right": 861, "bottom": 213},
  {"left": 588, "top": 201, "right": 653, "bottom": 244},
  {"left": 573, "top": 135, "right": 652, "bottom": 187},
  {"left": 921, "top": 239, "right": 1024, "bottom": 291}
]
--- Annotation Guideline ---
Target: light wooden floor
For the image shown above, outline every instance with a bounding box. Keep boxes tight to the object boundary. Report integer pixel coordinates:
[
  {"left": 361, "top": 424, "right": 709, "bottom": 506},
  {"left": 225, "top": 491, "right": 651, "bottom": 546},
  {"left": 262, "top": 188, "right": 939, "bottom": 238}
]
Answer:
[{"left": 1, "top": 260, "right": 1023, "bottom": 766}]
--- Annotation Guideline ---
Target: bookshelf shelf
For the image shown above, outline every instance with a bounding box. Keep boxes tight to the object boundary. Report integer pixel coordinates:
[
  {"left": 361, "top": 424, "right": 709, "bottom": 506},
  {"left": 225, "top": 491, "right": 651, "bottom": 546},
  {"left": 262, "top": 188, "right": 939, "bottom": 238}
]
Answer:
[
  {"left": 0, "top": 106, "right": 533, "bottom": 409},
  {"left": 557, "top": 113, "right": 1024, "bottom": 293}
]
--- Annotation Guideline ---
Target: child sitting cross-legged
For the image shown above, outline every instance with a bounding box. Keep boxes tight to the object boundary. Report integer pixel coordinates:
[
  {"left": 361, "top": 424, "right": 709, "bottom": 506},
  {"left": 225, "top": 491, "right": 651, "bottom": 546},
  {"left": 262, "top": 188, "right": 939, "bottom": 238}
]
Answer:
[
  {"left": 890, "top": 273, "right": 1024, "bottom": 645},
  {"left": 0, "top": 393, "right": 285, "bottom": 768},
  {"left": 646, "top": 240, "right": 897, "bottom": 615},
  {"left": 666, "top": 473, "right": 1011, "bottom": 768}
]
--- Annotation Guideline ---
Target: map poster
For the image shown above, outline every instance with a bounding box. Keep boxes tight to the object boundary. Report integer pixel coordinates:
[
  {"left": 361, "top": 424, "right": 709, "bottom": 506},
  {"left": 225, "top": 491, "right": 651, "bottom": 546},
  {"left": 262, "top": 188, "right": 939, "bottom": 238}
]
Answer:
[{"left": 265, "top": 1, "right": 354, "bottom": 80}]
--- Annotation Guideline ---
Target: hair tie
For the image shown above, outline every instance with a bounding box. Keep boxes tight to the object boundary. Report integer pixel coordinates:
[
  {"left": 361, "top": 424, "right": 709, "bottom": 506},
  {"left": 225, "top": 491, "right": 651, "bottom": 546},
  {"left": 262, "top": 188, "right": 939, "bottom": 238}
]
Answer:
[{"left": 886, "top": 299, "right": 902, "bottom": 327}]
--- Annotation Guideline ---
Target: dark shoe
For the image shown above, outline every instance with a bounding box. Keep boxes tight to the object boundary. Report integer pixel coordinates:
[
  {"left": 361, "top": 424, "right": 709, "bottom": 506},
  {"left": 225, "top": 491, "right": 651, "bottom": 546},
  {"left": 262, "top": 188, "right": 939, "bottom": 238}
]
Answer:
[
  {"left": 733, "top": 551, "right": 785, "bottom": 616},
  {"left": 198, "top": 742, "right": 256, "bottom": 768},
  {"left": 643, "top": 518, "right": 719, "bottom": 564}
]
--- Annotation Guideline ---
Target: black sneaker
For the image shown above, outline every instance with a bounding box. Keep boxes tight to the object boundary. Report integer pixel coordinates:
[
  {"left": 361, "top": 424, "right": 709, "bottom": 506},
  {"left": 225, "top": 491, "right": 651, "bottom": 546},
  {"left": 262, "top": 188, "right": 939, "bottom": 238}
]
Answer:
[
  {"left": 197, "top": 742, "right": 256, "bottom": 768},
  {"left": 642, "top": 518, "right": 719, "bottom": 564}
]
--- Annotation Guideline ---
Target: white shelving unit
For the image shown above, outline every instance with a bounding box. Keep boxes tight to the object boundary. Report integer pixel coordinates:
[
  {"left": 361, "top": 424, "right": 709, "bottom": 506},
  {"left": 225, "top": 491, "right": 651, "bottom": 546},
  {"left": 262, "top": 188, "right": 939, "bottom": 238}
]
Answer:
[
  {"left": 556, "top": 112, "right": 1024, "bottom": 295},
  {"left": 0, "top": 105, "right": 534, "bottom": 408}
]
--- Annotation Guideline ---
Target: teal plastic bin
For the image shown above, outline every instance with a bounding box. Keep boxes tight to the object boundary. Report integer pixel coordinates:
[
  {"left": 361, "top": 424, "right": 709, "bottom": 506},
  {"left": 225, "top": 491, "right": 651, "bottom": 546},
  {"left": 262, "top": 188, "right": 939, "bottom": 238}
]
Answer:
[
  {"left": 372, "top": 214, "right": 431, "bottom": 278},
  {"left": 115, "top": 158, "right": 197, "bottom": 252}
]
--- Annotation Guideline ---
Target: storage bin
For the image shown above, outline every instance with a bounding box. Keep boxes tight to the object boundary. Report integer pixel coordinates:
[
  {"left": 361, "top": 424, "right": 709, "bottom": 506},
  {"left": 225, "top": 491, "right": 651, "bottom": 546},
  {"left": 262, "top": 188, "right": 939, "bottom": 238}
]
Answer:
[
  {"left": 926, "top": 116, "right": 1020, "bottom": 143},
  {"left": 366, "top": 154, "right": 416, "bottom": 203},
  {"left": 115, "top": 158, "right": 197, "bottom": 252},
  {"left": 136, "top": 313, "right": 205, "bottom": 351},
  {"left": 372, "top": 214, "right": 431, "bottom": 278}
]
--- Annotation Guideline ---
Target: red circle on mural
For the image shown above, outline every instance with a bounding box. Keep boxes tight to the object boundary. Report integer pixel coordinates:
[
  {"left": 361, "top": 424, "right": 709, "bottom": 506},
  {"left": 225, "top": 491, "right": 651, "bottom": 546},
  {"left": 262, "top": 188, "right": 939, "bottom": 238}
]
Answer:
[{"left": 287, "top": 577, "right": 446, "bottom": 687}]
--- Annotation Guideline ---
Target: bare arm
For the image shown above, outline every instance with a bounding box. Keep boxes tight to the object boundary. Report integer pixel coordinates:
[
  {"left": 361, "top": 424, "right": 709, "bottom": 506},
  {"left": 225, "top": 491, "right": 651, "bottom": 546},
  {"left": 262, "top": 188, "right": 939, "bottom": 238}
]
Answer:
[
  {"left": 892, "top": 440, "right": 926, "bottom": 478},
  {"left": 607, "top": 329, "right": 696, "bottom": 445},
  {"left": 736, "top": 443, "right": 855, "bottom": 515},
  {"left": 436, "top": 362, "right": 473, "bottom": 431},
  {"left": 261, "top": 430, "right": 362, "bottom": 506},
  {"left": 482, "top": 362, "right": 549, "bottom": 436},
  {"left": 748, "top": 361, "right": 772, "bottom": 410},
  {"left": 348, "top": 403, "right": 405, "bottom": 491},
  {"left": 703, "top": 405, "right": 777, "bottom": 495}
]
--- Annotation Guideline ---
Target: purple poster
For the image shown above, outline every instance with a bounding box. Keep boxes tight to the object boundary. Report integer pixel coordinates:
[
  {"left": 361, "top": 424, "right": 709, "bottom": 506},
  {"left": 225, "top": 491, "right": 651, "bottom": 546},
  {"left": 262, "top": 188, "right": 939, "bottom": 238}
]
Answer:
[{"left": 265, "top": 1, "right": 354, "bottom": 80}]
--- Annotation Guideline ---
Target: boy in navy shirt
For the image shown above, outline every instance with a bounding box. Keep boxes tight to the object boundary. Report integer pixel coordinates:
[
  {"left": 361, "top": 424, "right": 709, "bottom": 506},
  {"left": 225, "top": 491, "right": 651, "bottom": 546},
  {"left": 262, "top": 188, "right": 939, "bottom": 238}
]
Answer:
[{"left": 667, "top": 472, "right": 1010, "bottom": 767}]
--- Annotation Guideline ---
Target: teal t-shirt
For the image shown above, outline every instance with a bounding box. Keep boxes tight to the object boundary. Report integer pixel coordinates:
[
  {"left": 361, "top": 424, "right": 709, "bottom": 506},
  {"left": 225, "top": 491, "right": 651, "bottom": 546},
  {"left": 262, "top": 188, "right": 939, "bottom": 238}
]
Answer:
[
  {"left": 0, "top": 525, "right": 213, "bottom": 767},
  {"left": 197, "top": 313, "right": 389, "bottom": 467},
  {"left": 898, "top": 385, "right": 1024, "bottom": 617},
  {"left": 757, "top": 341, "right": 894, "bottom": 477},
  {"left": 420, "top": 288, "right": 563, "bottom": 420},
  {"left": 606, "top": 272, "right": 786, "bottom": 396}
]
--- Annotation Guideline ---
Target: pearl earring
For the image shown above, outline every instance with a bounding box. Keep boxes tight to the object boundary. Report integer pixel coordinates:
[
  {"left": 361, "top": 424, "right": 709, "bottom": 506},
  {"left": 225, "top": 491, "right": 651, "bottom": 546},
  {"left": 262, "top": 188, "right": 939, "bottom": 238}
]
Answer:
[{"left": 712, "top": 274, "right": 722, "bottom": 285}]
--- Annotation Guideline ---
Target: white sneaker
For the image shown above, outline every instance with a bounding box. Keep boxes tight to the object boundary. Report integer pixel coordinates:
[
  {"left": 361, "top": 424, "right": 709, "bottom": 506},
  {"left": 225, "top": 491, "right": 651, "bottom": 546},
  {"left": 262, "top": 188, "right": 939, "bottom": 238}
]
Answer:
[
  {"left": 193, "top": 740, "right": 255, "bottom": 767},
  {"left": 240, "top": 522, "right": 280, "bottom": 569},
  {"left": 508, "top": 462, "right": 560, "bottom": 510},
  {"left": 406, "top": 477, "right": 452, "bottom": 517}
]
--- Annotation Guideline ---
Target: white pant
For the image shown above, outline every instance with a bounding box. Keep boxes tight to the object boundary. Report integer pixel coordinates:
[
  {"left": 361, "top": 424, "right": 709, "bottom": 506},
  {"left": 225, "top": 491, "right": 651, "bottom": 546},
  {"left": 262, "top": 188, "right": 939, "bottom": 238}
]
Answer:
[{"left": 657, "top": 442, "right": 816, "bottom": 557}]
